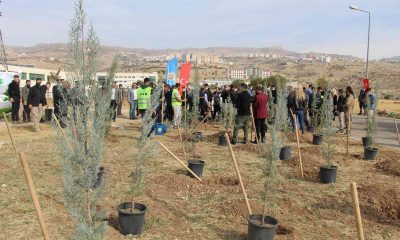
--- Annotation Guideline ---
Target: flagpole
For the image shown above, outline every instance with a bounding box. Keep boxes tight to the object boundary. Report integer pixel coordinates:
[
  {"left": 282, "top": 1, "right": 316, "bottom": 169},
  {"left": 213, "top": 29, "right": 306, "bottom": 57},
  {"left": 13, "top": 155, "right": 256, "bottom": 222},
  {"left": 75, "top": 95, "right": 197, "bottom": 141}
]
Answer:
[{"left": 161, "top": 82, "right": 164, "bottom": 124}]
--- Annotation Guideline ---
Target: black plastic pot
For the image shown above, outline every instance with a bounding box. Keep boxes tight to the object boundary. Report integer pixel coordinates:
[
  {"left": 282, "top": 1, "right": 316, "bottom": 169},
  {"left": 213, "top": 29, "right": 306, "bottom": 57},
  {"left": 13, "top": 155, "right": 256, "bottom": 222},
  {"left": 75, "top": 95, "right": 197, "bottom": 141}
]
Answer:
[
  {"left": 248, "top": 214, "right": 278, "bottom": 240},
  {"left": 92, "top": 167, "right": 104, "bottom": 189},
  {"left": 307, "top": 125, "right": 315, "bottom": 133},
  {"left": 192, "top": 132, "right": 203, "bottom": 142},
  {"left": 218, "top": 134, "right": 227, "bottom": 146},
  {"left": 45, "top": 109, "right": 53, "bottom": 121},
  {"left": 364, "top": 147, "right": 378, "bottom": 160},
  {"left": 187, "top": 159, "right": 205, "bottom": 178},
  {"left": 312, "top": 134, "right": 323, "bottom": 145},
  {"left": 279, "top": 146, "right": 292, "bottom": 161},
  {"left": 117, "top": 202, "right": 147, "bottom": 236},
  {"left": 320, "top": 165, "right": 338, "bottom": 184},
  {"left": 362, "top": 137, "right": 372, "bottom": 147}
]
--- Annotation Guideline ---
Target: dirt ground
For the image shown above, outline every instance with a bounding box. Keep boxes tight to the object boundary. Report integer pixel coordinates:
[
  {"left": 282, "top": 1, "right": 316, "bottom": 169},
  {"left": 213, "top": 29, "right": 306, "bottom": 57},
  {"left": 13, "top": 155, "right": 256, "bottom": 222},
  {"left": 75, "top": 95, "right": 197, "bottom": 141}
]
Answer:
[{"left": 0, "top": 111, "right": 400, "bottom": 240}]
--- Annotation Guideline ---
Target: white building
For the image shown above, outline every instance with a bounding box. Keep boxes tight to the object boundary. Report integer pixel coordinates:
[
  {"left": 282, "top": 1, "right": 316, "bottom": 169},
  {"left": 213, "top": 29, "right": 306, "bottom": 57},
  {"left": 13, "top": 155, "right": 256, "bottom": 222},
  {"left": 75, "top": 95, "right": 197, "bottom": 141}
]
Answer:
[
  {"left": 96, "top": 72, "right": 158, "bottom": 88},
  {"left": 227, "top": 69, "right": 247, "bottom": 79}
]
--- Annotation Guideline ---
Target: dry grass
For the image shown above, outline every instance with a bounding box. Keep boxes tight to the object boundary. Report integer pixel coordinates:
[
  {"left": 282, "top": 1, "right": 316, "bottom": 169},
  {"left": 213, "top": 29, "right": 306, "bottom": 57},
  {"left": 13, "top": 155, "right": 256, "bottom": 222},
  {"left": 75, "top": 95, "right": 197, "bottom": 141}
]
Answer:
[{"left": 0, "top": 109, "right": 399, "bottom": 239}]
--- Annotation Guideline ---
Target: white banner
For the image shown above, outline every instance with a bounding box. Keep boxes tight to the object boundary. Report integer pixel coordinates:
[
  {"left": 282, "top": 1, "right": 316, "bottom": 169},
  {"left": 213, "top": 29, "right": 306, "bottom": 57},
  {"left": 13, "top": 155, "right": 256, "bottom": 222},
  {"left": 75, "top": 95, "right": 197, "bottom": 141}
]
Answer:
[{"left": 0, "top": 72, "right": 18, "bottom": 113}]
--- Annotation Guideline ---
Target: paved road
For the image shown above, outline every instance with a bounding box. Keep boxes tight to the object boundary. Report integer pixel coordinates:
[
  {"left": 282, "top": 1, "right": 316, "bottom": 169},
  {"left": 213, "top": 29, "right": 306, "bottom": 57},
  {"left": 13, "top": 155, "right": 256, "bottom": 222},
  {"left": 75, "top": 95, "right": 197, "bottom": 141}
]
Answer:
[{"left": 338, "top": 115, "right": 400, "bottom": 149}]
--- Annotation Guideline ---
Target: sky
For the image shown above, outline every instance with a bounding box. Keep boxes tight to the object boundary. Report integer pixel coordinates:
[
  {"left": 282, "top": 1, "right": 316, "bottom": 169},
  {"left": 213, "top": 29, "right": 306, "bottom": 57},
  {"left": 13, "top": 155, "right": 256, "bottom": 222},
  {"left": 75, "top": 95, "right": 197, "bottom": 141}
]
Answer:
[{"left": 1, "top": 0, "right": 399, "bottom": 59}]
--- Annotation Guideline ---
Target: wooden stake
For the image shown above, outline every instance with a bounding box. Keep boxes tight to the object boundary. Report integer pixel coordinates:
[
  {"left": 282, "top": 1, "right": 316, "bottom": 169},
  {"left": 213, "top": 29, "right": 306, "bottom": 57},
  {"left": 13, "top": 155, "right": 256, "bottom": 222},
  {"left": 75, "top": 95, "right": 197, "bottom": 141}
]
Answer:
[
  {"left": 350, "top": 182, "right": 365, "bottom": 240},
  {"left": 224, "top": 133, "right": 252, "bottom": 215},
  {"left": 86, "top": 189, "right": 92, "bottom": 224},
  {"left": 3, "top": 112, "right": 18, "bottom": 153},
  {"left": 156, "top": 141, "right": 202, "bottom": 181},
  {"left": 291, "top": 113, "right": 304, "bottom": 178},
  {"left": 346, "top": 112, "right": 350, "bottom": 157},
  {"left": 250, "top": 104, "right": 261, "bottom": 155},
  {"left": 177, "top": 126, "right": 187, "bottom": 159},
  {"left": 52, "top": 113, "right": 73, "bottom": 151},
  {"left": 18, "top": 152, "right": 50, "bottom": 240},
  {"left": 184, "top": 89, "right": 187, "bottom": 126},
  {"left": 394, "top": 117, "right": 400, "bottom": 145}
]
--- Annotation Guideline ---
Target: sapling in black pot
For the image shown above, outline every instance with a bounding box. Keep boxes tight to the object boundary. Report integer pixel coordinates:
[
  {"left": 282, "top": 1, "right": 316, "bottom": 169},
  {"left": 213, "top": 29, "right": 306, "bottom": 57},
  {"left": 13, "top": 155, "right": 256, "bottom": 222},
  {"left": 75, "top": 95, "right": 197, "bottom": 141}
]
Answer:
[
  {"left": 275, "top": 78, "right": 292, "bottom": 160},
  {"left": 364, "top": 88, "right": 379, "bottom": 160},
  {"left": 319, "top": 89, "right": 338, "bottom": 184},
  {"left": 248, "top": 123, "right": 280, "bottom": 240},
  {"left": 219, "top": 97, "right": 237, "bottom": 146},
  {"left": 117, "top": 85, "right": 162, "bottom": 236},
  {"left": 53, "top": 1, "right": 119, "bottom": 239}
]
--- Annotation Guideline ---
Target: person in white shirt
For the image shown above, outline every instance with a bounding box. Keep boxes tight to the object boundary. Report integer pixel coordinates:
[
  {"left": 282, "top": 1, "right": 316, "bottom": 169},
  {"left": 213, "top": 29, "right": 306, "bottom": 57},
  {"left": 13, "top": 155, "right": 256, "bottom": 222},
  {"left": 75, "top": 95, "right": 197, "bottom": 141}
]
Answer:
[
  {"left": 128, "top": 82, "right": 138, "bottom": 120},
  {"left": 110, "top": 82, "right": 120, "bottom": 121}
]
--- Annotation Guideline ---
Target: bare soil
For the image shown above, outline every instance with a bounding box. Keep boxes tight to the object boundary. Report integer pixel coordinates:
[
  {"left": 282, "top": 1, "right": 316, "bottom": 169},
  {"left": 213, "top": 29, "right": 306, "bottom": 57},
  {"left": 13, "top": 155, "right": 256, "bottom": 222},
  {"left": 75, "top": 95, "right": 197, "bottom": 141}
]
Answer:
[{"left": 0, "top": 113, "right": 399, "bottom": 240}]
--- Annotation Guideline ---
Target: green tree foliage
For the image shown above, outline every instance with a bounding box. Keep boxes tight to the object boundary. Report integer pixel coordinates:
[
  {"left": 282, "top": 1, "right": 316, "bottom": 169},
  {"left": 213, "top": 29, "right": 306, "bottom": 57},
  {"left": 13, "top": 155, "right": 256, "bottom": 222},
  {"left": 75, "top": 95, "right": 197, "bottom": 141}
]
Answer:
[
  {"left": 317, "top": 77, "right": 329, "bottom": 89},
  {"left": 267, "top": 75, "right": 288, "bottom": 88},
  {"left": 55, "top": 1, "right": 115, "bottom": 238},
  {"left": 231, "top": 79, "right": 244, "bottom": 88},
  {"left": 131, "top": 86, "right": 162, "bottom": 197},
  {"left": 274, "top": 77, "right": 289, "bottom": 145},
  {"left": 250, "top": 77, "right": 267, "bottom": 89},
  {"left": 320, "top": 89, "right": 335, "bottom": 167}
]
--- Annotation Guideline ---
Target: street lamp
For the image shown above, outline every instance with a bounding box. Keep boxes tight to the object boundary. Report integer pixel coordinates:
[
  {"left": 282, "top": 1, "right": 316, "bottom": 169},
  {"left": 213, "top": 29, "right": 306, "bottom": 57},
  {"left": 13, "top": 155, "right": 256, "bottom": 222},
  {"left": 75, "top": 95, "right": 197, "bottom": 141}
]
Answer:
[{"left": 349, "top": 5, "right": 371, "bottom": 78}]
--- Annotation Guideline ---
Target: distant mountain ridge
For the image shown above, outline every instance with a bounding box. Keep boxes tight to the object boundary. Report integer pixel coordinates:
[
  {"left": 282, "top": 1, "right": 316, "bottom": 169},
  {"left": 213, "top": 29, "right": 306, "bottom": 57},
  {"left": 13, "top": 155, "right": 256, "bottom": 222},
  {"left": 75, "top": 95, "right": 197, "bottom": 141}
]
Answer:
[{"left": 5, "top": 42, "right": 362, "bottom": 59}]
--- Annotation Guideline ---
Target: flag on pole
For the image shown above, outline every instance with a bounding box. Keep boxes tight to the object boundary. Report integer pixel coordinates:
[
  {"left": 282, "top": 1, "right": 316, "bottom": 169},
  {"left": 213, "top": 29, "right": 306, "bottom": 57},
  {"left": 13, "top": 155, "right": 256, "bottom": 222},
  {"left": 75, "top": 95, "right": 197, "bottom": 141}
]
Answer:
[
  {"left": 363, "top": 78, "right": 370, "bottom": 89},
  {"left": 165, "top": 57, "right": 179, "bottom": 87},
  {"left": 179, "top": 62, "right": 191, "bottom": 94}
]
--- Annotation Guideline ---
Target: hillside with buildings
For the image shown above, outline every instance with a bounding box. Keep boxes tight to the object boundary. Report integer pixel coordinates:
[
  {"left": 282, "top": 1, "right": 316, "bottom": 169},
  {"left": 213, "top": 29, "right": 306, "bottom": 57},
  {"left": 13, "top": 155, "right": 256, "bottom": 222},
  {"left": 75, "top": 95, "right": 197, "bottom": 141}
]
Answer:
[{"left": 2, "top": 43, "right": 400, "bottom": 97}]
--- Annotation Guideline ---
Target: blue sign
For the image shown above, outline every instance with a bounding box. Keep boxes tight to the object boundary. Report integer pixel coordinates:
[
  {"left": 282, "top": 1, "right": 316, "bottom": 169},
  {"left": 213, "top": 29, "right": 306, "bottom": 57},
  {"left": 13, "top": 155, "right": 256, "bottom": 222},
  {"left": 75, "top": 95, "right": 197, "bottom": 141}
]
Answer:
[{"left": 165, "top": 57, "right": 179, "bottom": 87}]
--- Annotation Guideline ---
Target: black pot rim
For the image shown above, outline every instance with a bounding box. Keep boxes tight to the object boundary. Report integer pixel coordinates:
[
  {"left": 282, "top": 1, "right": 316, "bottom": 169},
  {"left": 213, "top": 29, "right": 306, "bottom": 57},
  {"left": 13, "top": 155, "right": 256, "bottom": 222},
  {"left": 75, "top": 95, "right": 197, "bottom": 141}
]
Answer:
[
  {"left": 281, "top": 145, "right": 291, "bottom": 149},
  {"left": 364, "top": 147, "right": 378, "bottom": 152},
  {"left": 248, "top": 214, "right": 278, "bottom": 229},
  {"left": 188, "top": 159, "right": 206, "bottom": 165},
  {"left": 117, "top": 202, "right": 147, "bottom": 215},
  {"left": 320, "top": 165, "right": 338, "bottom": 170},
  {"left": 362, "top": 136, "right": 372, "bottom": 139},
  {"left": 313, "top": 134, "right": 323, "bottom": 137}
]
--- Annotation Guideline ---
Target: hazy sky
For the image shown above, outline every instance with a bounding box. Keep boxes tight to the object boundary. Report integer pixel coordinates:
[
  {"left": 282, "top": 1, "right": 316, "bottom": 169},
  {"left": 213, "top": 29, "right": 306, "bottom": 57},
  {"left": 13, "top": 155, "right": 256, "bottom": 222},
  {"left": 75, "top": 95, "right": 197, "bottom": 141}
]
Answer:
[{"left": 1, "top": 0, "right": 399, "bottom": 59}]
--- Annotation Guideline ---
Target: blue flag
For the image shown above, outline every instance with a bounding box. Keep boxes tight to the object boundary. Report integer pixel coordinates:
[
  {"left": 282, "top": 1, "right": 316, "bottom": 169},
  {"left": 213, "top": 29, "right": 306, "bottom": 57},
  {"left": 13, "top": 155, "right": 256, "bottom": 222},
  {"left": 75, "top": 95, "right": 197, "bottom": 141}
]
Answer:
[{"left": 165, "top": 57, "right": 179, "bottom": 87}]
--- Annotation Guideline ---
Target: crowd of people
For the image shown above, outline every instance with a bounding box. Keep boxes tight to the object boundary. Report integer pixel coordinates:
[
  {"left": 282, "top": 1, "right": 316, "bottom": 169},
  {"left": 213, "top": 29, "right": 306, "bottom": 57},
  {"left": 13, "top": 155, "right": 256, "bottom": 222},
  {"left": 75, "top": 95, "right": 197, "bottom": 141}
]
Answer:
[{"left": 7, "top": 74, "right": 377, "bottom": 140}]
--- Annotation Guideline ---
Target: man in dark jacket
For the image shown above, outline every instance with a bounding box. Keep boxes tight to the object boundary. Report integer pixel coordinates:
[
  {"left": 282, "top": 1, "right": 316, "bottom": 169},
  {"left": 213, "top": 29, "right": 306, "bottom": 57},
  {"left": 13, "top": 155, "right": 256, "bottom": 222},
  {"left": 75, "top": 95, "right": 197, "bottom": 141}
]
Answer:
[
  {"left": 53, "top": 79, "right": 63, "bottom": 120},
  {"left": 7, "top": 75, "right": 21, "bottom": 123},
  {"left": 28, "top": 78, "right": 47, "bottom": 132},
  {"left": 232, "top": 83, "right": 251, "bottom": 144}
]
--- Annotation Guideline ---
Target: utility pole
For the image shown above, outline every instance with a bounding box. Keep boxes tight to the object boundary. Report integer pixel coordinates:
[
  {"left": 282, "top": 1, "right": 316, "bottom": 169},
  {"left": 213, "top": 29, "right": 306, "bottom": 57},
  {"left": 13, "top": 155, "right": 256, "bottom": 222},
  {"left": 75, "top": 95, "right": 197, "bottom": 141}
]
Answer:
[{"left": 0, "top": 0, "right": 8, "bottom": 72}]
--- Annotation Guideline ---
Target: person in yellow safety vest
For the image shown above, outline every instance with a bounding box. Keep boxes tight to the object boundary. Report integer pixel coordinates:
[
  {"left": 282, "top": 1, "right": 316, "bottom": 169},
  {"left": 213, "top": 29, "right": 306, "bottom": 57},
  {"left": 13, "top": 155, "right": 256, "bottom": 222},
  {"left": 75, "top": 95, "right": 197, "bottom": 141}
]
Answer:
[
  {"left": 171, "top": 83, "right": 185, "bottom": 128},
  {"left": 137, "top": 78, "right": 152, "bottom": 117}
]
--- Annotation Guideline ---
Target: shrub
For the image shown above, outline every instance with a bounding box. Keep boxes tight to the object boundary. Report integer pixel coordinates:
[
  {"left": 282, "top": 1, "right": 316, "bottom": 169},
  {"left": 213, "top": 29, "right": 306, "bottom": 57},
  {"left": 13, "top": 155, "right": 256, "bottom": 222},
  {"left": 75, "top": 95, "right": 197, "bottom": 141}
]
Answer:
[{"left": 320, "top": 89, "right": 335, "bottom": 167}]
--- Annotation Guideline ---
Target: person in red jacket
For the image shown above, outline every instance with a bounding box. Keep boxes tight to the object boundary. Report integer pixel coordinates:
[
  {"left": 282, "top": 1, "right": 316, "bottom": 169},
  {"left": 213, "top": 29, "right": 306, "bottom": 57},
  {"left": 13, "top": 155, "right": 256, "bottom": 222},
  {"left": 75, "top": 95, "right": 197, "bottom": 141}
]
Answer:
[{"left": 253, "top": 85, "right": 269, "bottom": 143}]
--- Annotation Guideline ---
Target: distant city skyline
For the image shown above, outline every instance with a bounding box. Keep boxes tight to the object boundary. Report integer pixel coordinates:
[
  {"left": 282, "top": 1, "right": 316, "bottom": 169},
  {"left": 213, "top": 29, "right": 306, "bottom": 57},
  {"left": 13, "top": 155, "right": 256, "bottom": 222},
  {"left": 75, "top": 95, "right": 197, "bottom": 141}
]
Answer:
[{"left": 1, "top": 0, "right": 399, "bottom": 59}]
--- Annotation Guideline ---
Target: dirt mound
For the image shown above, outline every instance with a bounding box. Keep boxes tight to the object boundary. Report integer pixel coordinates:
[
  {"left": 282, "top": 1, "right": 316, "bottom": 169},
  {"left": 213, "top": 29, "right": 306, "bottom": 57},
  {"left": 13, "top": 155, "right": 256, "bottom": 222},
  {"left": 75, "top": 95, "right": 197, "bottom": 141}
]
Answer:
[
  {"left": 286, "top": 146, "right": 322, "bottom": 181},
  {"left": 205, "top": 174, "right": 240, "bottom": 186},
  {"left": 375, "top": 159, "right": 400, "bottom": 176},
  {"left": 233, "top": 143, "right": 259, "bottom": 153},
  {"left": 358, "top": 184, "right": 400, "bottom": 224}
]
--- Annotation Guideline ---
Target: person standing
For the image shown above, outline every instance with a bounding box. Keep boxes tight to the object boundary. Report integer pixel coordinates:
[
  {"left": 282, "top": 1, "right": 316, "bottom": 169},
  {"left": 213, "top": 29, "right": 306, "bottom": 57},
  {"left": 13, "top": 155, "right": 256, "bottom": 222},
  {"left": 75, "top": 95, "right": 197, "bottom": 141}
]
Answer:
[
  {"left": 358, "top": 88, "right": 366, "bottom": 115},
  {"left": 128, "top": 82, "right": 138, "bottom": 120},
  {"left": 365, "top": 88, "right": 376, "bottom": 117},
  {"left": 28, "top": 78, "right": 47, "bottom": 132},
  {"left": 163, "top": 84, "right": 173, "bottom": 122},
  {"left": 253, "top": 85, "right": 268, "bottom": 143},
  {"left": 21, "top": 80, "right": 31, "bottom": 122},
  {"left": 7, "top": 75, "right": 21, "bottom": 123},
  {"left": 40, "top": 82, "right": 51, "bottom": 122},
  {"left": 232, "top": 83, "right": 251, "bottom": 144},
  {"left": 137, "top": 78, "right": 152, "bottom": 117},
  {"left": 110, "top": 82, "right": 120, "bottom": 121},
  {"left": 344, "top": 87, "right": 355, "bottom": 134},
  {"left": 53, "top": 79, "right": 63, "bottom": 122},
  {"left": 171, "top": 83, "right": 184, "bottom": 128},
  {"left": 212, "top": 90, "right": 221, "bottom": 120},
  {"left": 117, "top": 84, "right": 124, "bottom": 116},
  {"left": 294, "top": 88, "right": 307, "bottom": 134},
  {"left": 337, "top": 89, "right": 346, "bottom": 133}
]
